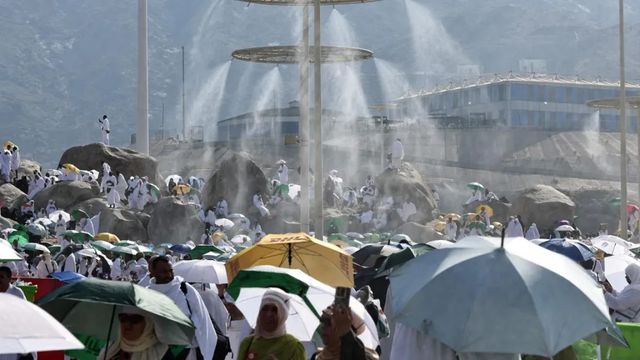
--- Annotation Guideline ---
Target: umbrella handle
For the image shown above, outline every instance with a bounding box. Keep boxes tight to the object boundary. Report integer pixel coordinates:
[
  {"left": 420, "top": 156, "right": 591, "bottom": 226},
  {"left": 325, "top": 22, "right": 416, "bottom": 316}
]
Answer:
[
  {"left": 302, "top": 295, "right": 321, "bottom": 320},
  {"left": 103, "top": 305, "right": 116, "bottom": 360}
]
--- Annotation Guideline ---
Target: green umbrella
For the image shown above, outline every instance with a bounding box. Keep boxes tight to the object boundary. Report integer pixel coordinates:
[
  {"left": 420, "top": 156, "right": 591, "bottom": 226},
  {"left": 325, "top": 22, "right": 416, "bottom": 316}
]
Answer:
[
  {"left": 48, "top": 245, "right": 62, "bottom": 256},
  {"left": 146, "top": 183, "right": 161, "bottom": 199},
  {"left": 128, "top": 244, "right": 154, "bottom": 255},
  {"left": 189, "top": 244, "right": 224, "bottom": 259},
  {"left": 90, "top": 240, "right": 115, "bottom": 252},
  {"left": 111, "top": 246, "right": 138, "bottom": 256},
  {"left": 8, "top": 231, "right": 29, "bottom": 247},
  {"left": 467, "top": 221, "right": 487, "bottom": 234},
  {"left": 21, "top": 242, "right": 50, "bottom": 253},
  {"left": 71, "top": 209, "right": 90, "bottom": 221},
  {"left": 467, "top": 182, "right": 485, "bottom": 191},
  {"left": 274, "top": 184, "right": 290, "bottom": 198},
  {"left": 38, "top": 278, "right": 194, "bottom": 346},
  {"left": 63, "top": 230, "right": 94, "bottom": 242},
  {"left": 115, "top": 240, "right": 136, "bottom": 247}
]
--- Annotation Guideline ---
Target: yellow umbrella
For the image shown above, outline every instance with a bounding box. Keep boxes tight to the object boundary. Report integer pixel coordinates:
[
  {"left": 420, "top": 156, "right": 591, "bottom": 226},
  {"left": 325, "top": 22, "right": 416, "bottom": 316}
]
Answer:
[
  {"left": 329, "top": 239, "right": 349, "bottom": 249},
  {"left": 94, "top": 232, "right": 120, "bottom": 244},
  {"left": 475, "top": 204, "right": 494, "bottom": 217},
  {"left": 174, "top": 184, "right": 191, "bottom": 196},
  {"left": 434, "top": 221, "right": 447, "bottom": 233},
  {"left": 62, "top": 163, "right": 80, "bottom": 173},
  {"left": 226, "top": 232, "right": 354, "bottom": 287},
  {"left": 446, "top": 213, "right": 461, "bottom": 222},
  {"left": 3, "top": 141, "right": 16, "bottom": 150}
]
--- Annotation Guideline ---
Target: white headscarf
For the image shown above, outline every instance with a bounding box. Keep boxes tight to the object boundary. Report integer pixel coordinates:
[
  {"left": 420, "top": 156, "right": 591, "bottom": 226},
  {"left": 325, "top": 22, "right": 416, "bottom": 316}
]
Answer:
[
  {"left": 100, "top": 310, "right": 168, "bottom": 360},
  {"left": 254, "top": 288, "right": 290, "bottom": 339}
]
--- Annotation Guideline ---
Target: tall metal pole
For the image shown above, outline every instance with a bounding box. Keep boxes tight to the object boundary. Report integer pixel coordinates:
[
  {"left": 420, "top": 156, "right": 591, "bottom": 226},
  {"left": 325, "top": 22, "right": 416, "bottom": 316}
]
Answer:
[
  {"left": 619, "top": 0, "right": 628, "bottom": 238},
  {"left": 299, "top": 4, "right": 311, "bottom": 233},
  {"left": 313, "top": 0, "right": 324, "bottom": 239},
  {"left": 182, "top": 46, "right": 187, "bottom": 141},
  {"left": 136, "top": 0, "right": 149, "bottom": 155}
]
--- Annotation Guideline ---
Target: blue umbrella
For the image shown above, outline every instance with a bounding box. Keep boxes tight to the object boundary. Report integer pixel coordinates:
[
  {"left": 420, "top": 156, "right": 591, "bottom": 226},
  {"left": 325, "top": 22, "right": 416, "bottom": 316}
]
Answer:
[
  {"left": 51, "top": 271, "right": 86, "bottom": 284},
  {"left": 170, "top": 244, "right": 192, "bottom": 254},
  {"left": 539, "top": 239, "right": 594, "bottom": 262}
]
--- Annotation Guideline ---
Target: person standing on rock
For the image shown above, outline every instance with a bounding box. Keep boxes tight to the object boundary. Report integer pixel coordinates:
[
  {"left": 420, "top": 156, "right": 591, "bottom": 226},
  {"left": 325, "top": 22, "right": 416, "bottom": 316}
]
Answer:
[
  {"left": 136, "top": 177, "right": 151, "bottom": 210},
  {"left": 204, "top": 207, "right": 217, "bottom": 231},
  {"left": 116, "top": 172, "right": 128, "bottom": 202},
  {"left": 0, "top": 149, "right": 12, "bottom": 183},
  {"left": 445, "top": 217, "right": 458, "bottom": 241},
  {"left": 478, "top": 206, "right": 491, "bottom": 227},
  {"left": 27, "top": 170, "right": 45, "bottom": 199},
  {"left": 216, "top": 197, "right": 229, "bottom": 218},
  {"left": 525, "top": 223, "right": 540, "bottom": 240},
  {"left": 253, "top": 191, "right": 270, "bottom": 218},
  {"left": 390, "top": 138, "right": 404, "bottom": 171},
  {"left": 105, "top": 171, "right": 120, "bottom": 208},
  {"left": 99, "top": 114, "right": 111, "bottom": 145},
  {"left": 46, "top": 200, "right": 57, "bottom": 215},
  {"left": 505, "top": 216, "right": 524, "bottom": 237},
  {"left": 100, "top": 161, "right": 112, "bottom": 193},
  {"left": 10, "top": 146, "right": 20, "bottom": 182},
  {"left": 127, "top": 176, "right": 140, "bottom": 210},
  {"left": 276, "top": 159, "right": 289, "bottom": 184},
  {"left": 397, "top": 197, "right": 417, "bottom": 223}
]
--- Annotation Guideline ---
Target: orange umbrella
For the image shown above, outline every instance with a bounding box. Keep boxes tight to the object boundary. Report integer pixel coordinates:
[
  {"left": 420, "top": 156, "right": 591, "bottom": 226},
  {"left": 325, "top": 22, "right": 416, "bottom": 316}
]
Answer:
[{"left": 226, "top": 232, "right": 354, "bottom": 287}]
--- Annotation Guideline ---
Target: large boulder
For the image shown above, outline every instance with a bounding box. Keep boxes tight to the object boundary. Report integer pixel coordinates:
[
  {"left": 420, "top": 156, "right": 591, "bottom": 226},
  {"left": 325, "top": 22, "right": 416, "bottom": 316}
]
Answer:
[
  {"left": 560, "top": 188, "right": 619, "bottom": 236},
  {"left": 69, "top": 198, "right": 110, "bottom": 218},
  {"left": 0, "top": 184, "right": 29, "bottom": 211},
  {"left": 397, "top": 221, "right": 439, "bottom": 243},
  {"left": 202, "top": 152, "right": 269, "bottom": 215},
  {"left": 33, "top": 181, "right": 99, "bottom": 210},
  {"left": 511, "top": 185, "right": 576, "bottom": 234},
  {"left": 375, "top": 162, "right": 437, "bottom": 223},
  {"left": 147, "top": 197, "right": 204, "bottom": 244},
  {"left": 16, "top": 159, "right": 41, "bottom": 180},
  {"left": 59, "top": 143, "right": 161, "bottom": 184},
  {"left": 101, "top": 208, "right": 149, "bottom": 243},
  {"left": 0, "top": 216, "right": 16, "bottom": 229}
]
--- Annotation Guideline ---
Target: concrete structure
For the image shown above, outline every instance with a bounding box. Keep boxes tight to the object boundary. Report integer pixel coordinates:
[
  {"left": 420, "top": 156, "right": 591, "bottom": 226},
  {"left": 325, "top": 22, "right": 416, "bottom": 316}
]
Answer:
[
  {"left": 216, "top": 101, "right": 371, "bottom": 142},
  {"left": 394, "top": 73, "right": 640, "bottom": 132}
]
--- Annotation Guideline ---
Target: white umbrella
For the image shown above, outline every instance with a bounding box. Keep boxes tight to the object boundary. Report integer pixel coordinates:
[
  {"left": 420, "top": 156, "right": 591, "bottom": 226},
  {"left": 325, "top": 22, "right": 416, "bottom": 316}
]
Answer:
[
  {"left": 235, "top": 287, "right": 320, "bottom": 341},
  {"left": 0, "top": 242, "right": 22, "bottom": 262},
  {"left": 215, "top": 218, "right": 235, "bottom": 230},
  {"left": 34, "top": 218, "right": 54, "bottom": 227},
  {"left": 111, "top": 246, "right": 138, "bottom": 256},
  {"left": 230, "top": 234, "right": 251, "bottom": 245},
  {"left": 555, "top": 224, "right": 575, "bottom": 232},
  {"left": 0, "top": 293, "right": 84, "bottom": 354},
  {"left": 48, "top": 210, "right": 71, "bottom": 223},
  {"left": 91, "top": 240, "right": 115, "bottom": 252},
  {"left": 288, "top": 184, "right": 301, "bottom": 199},
  {"left": 427, "top": 240, "right": 456, "bottom": 249},
  {"left": 592, "top": 235, "right": 638, "bottom": 255},
  {"left": 164, "top": 174, "right": 183, "bottom": 186},
  {"left": 21, "top": 243, "right": 50, "bottom": 253},
  {"left": 230, "top": 265, "right": 379, "bottom": 348},
  {"left": 173, "top": 260, "right": 228, "bottom": 284},
  {"left": 605, "top": 255, "right": 640, "bottom": 292}
]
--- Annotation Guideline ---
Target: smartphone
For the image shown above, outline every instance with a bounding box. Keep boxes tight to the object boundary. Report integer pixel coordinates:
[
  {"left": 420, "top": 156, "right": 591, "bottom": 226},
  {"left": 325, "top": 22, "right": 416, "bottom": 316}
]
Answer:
[{"left": 334, "top": 287, "right": 351, "bottom": 308}]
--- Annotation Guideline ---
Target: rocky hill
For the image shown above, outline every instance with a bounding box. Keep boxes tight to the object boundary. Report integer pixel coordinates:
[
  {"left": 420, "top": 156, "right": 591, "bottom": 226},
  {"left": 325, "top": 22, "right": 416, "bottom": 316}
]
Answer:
[{"left": 1, "top": 0, "right": 639, "bottom": 166}]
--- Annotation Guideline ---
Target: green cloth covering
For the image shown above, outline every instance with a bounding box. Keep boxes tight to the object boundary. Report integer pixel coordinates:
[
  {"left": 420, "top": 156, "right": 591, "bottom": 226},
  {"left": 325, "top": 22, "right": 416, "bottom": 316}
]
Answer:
[
  {"left": 237, "top": 334, "right": 306, "bottom": 360},
  {"left": 601, "top": 322, "right": 640, "bottom": 359}
]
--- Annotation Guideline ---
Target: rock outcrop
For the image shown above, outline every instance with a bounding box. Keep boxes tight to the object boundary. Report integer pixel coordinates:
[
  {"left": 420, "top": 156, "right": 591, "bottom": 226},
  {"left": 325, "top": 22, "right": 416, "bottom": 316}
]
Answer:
[
  {"left": 511, "top": 185, "right": 576, "bottom": 233},
  {"left": 147, "top": 197, "right": 203, "bottom": 244},
  {"left": 375, "top": 162, "right": 437, "bottom": 223},
  {"left": 101, "top": 208, "right": 149, "bottom": 243},
  {"left": 0, "top": 184, "right": 29, "bottom": 211},
  {"left": 33, "top": 181, "right": 98, "bottom": 210},
  {"left": 202, "top": 152, "right": 268, "bottom": 215},
  {"left": 59, "top": 143, "right": 161, "bottom": 184},
  {"left": 16, "top": 159, "right": 41, "bottom": 180}
]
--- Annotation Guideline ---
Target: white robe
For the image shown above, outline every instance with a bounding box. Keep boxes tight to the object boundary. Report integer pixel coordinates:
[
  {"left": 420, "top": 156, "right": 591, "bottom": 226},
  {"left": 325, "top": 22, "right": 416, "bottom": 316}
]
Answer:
[
  {"left": 111, "top": 257, "right": 122, "bottom": 280},
  {"left": 27, "top": 176, "right": 45, "bottom": 199},
  {"left": 204, "top": 210, "right": 217, "bottom": 227},
  {"left": 55, "top": 219, "right": 67, "bottom": 236},
  {"left": 10, "top": 149, "right": 20, "bottom": 171},
  {"left": 390, "top": 140, "right": 404, "bottom": 169},
  {"left": 505, "top": 220, "right": 524, "bottom": 238},
  {"left": 253, "top": 194, "right": 270, "bottom": 217},
  {"left": 277, "top": 164, "right": 289, "bottom": 184},
  {"left": 525, "top": 224, "right": 540, "bottom": 240},
  {"left": 216, "top": 200, "right": 229, "bottom": 218},
  {"left": 105, "top": 175, "right": 120, "bottom": 207},
  {"left": 445, "top": 222, "right": 458, "bottom": 241},
  {"left": 116, "top": 174, "right": 128, "bottom": 200},
  {"left": 101, "top": 117, "right": 110, "bottom": 145},
  {"left": 61, "top": 253, "right": 77, "bottom": 273},
  {"left": 197, "top": 286, "right": 229, "bottom": 336},
  {"left": 148, "top": 276, "right": 217, "bottom": 360},
  {"left": 0, "top": 151, "right": 11, "bottom": 181},
  {"left": 46, "top": 202, "right": 57, "bottom": 215},
  {"left": 397, "top": 201, "right": 417, "bottom": 222}
]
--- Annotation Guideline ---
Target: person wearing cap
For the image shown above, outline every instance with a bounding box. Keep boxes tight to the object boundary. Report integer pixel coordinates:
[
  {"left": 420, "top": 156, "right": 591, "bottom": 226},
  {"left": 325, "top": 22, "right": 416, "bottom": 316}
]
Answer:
[
  {"left": 277, "top": 160, "right": 289, "bottom": 185},
  {"left": 603, "top": 263, "right": 640, "bottom": 322},
  {"left": 237, "top": 288, "right": 306, "bottom": 360},
  {"left": 98, "top": 309, "right": 186, "bottom": 360}
]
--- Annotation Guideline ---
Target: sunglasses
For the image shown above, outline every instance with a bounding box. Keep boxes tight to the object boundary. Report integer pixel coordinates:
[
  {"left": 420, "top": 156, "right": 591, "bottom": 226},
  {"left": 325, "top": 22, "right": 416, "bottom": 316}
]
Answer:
[{"left": 118, "top": 314, "right": 145, "bottom": 324}]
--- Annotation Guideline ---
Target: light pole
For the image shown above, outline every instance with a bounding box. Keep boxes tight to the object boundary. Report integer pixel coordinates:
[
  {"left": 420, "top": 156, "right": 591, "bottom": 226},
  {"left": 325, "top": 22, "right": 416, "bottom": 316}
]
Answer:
[
  {"left": 136, "top": 0, "right": 149, "bottom": 155},
  {"left": 313, "top": 0, "right": 324, "bottom": 239},
  {"left": 618, "top": 0, "right": 627, "bottom": 239},
  {"left": 182, "top": 46, "right": 187, "bottom": 141},
  {"left": 299, "top": 4, "right": 311, "bottom": 233}
]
